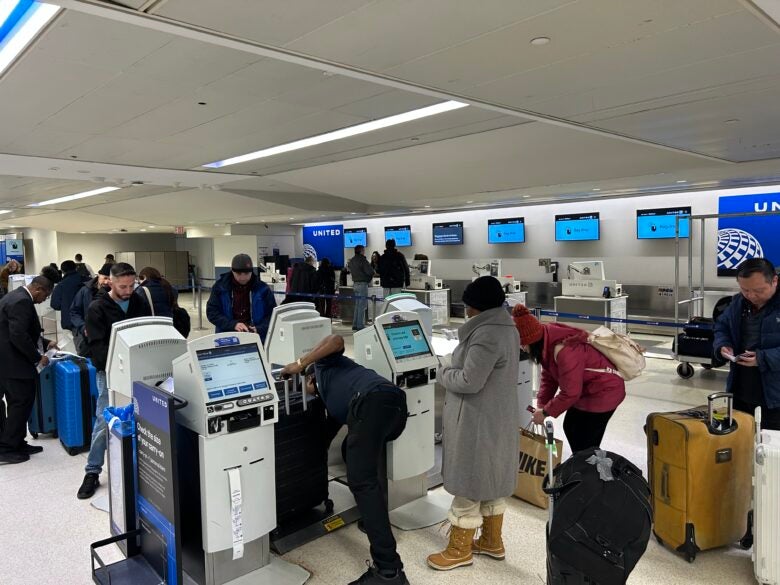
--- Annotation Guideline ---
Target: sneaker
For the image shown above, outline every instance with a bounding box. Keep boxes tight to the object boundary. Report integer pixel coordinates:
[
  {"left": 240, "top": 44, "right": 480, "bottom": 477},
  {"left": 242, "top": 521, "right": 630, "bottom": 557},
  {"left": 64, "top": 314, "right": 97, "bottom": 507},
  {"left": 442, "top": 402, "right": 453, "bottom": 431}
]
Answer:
[
  {"left": 0, "top": 451, "right": 30, "bottom": 464},
  {"left": 20, "top": 443, "right": 43, "bottom": 454},
  {"left": 348, "top": 562, "right": 409, "bottom": 585},
  {"left": 77, "top": 473, "right": 100, "bottom": 499}
]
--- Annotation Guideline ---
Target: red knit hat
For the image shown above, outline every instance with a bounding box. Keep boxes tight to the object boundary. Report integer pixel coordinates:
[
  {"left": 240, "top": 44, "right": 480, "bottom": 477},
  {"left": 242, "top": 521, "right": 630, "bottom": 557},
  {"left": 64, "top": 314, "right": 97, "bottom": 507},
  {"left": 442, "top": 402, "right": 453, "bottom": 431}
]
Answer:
[{"left": 511, "top": 304, "right": 544, "bottom": 345}]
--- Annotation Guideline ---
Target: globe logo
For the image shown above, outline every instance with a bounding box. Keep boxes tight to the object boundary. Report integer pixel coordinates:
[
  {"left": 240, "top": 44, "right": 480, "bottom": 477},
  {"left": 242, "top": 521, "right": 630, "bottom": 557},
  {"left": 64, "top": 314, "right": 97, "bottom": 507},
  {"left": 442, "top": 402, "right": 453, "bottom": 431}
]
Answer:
[
  {"left": 302, "top": 244, "right": 318, "bottom": 262},
  {"left": 717, "top": 228, "right": 764, "bottom": 270}
]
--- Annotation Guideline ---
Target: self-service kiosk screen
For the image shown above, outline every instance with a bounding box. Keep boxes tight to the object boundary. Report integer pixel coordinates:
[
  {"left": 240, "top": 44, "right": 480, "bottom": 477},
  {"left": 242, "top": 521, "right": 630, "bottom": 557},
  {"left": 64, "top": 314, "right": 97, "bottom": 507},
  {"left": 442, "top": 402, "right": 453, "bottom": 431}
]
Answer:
[
  {"left": 382, "top": 321, "right": 433, "bottom": 361},
  {"left": 196, "top": 344, "right": 270, "bottom": 401}
]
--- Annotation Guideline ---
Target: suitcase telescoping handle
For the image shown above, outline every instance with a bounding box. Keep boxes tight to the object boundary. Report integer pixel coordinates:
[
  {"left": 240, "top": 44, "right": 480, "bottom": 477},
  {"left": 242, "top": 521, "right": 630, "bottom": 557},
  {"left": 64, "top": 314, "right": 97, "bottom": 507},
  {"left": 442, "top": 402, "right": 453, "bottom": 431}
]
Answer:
[
  {"left": 544, "top": 418, "right": 556, "bottom": 520},
  {"left": 707, "top": 392, "right": 733, "bottom": 432}
]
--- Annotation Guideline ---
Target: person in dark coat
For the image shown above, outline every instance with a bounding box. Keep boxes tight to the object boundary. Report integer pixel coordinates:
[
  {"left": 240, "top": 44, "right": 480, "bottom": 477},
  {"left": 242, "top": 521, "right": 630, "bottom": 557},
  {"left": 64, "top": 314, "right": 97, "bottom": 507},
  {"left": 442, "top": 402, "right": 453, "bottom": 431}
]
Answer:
[
  {"left": 206, "top": 254, "right": 276, "bottom": 341},
  {"left": 377, "top": 239, "right": 410, "bottom": 297},
  {"left": 69, "top": 264, "right": 112, "bottom": 356},
  {"left": 0, "top": 277, "right": 56, "bottom": 464},
  {"left": 315, "top": 258, "right": 336, "bottom": 318},
  {"left": 42, "top": 263, "right": 62, "bottom": 284},
  {"left": 77, "top": 263, "right": 151, "bottom": 499},
  {"left": 136, "top": 266, "right": 178, "bottom": 318},
  {"left": 285, "top": 255, "right": 318, "bottom": 304},
  {"left": 50, "top": 260, "right": 86, "bottom": 334}
]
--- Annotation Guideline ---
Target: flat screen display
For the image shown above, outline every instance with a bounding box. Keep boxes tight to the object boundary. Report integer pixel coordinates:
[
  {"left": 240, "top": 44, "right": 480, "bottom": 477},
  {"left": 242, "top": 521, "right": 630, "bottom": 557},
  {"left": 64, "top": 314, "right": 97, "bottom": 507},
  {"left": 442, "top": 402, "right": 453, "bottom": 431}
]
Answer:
[
  {"left": 384, "top": 225, "right": 412, "bottom": 247},
  {"left": 555, "top": 212, "right": 600, "bottom": 241},
  {"left": 636, "top": 207, "right": 691, "bottom": 239},
  {"left": 382, "top": 320, "right": 433, "bottom": 361},
  {"left": 196, "top": 344, "right": 269, "bottom": 401},
  {"left": 488, "top": 217, "right": 525, "bottom": 244},
  {"left": 432, "top": 221, "right": 464, "bottom": 245},
  {"left": 344, "top": 228, "right": 367, "bottom": 248}
]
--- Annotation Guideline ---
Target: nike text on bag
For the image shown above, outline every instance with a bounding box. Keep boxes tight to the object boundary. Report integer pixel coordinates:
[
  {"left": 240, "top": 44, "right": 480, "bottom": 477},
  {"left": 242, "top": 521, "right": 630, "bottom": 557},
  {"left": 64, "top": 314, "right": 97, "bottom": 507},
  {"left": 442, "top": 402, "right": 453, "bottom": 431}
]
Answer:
[{"left": 586, "top": 326, "right": 646, "bottom": 380}]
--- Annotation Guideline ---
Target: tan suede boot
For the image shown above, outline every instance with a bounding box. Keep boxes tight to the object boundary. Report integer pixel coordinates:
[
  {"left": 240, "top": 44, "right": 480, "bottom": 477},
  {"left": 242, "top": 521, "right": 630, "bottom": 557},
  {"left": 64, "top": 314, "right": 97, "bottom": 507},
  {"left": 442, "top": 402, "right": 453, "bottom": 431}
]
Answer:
[
  {"left": 427, "top": 525, "right": 476, "bottom": 571},
  {"left": 472, "top": 514, "right": 505, "bottom": 559}
]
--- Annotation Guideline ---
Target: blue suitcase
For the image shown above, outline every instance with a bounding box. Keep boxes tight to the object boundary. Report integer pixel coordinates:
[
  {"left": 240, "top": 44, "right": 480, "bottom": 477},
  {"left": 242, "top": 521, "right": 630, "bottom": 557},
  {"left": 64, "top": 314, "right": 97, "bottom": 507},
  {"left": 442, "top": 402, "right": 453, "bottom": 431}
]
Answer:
[
  {"left": 54, "top": 358, "right": 98, "bottom": 456},
  {"left": 28, "top": 365, "right": 58, "bottom": 438}
]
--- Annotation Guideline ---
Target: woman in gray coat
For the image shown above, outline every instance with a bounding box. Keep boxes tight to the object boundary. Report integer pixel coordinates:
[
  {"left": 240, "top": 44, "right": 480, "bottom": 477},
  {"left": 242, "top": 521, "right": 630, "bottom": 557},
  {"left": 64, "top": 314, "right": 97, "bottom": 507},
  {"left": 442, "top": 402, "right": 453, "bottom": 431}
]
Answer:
[{"left": 427, "top": 276, "right": 521, "bottom": 571}]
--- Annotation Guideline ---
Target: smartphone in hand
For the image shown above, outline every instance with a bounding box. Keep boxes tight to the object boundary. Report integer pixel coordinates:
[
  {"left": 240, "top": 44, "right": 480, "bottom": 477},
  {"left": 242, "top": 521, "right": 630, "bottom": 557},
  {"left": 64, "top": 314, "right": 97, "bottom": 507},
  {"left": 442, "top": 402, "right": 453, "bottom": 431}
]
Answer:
[{"left": 526, "top": 405, "right": 536, "bottom": 414}]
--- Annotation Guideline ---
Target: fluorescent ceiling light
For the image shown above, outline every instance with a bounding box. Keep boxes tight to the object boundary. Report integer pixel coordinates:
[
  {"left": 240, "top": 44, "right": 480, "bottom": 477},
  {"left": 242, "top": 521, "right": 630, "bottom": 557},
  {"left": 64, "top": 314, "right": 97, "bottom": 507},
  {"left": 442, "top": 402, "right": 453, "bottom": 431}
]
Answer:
[
  {"left": 28, "top": 186, "right": 121, "bottom": 207},
  {"left": 0, "top": 2, "right": 60, "bottom": 77},
  {"left": 0, "top": 209, "right": 11, "bottom": 214},
  {"left": 203, "top": 100, "right": 469, "bottom": 168}
]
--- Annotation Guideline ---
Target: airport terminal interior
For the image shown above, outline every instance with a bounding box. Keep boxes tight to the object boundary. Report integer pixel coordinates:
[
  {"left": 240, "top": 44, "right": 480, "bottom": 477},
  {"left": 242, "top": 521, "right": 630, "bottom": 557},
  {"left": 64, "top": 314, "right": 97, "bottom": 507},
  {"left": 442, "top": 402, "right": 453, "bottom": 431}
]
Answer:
[{"left": 2, "top": 1, "right": 780, "bottom": 584}]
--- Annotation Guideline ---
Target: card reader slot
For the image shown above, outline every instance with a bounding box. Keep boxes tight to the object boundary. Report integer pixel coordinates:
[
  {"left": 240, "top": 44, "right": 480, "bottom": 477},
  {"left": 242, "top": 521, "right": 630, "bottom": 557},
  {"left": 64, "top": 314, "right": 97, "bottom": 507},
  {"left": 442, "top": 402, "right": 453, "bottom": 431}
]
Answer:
[{"left": 225, "top": 408, "right": 261, "bottom": 433}]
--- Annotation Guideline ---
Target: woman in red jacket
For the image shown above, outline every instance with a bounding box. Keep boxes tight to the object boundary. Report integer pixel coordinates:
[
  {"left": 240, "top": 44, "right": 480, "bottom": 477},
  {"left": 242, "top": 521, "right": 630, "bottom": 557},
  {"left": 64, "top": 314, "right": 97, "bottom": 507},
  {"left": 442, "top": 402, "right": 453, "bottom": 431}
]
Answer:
[{"left": 512, "top": 305, "right": 626, "bottom": 452}]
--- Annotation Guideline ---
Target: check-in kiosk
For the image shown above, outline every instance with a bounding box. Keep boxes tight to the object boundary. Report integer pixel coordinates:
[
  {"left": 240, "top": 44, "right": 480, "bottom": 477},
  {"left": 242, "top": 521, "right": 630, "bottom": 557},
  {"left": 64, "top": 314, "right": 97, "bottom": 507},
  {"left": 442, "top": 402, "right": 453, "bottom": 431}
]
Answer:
[
  {"left": 264, "top": 302, "right": 331, "bottom": 367},
  {"left": 353, "top": 311, "right": 451, "bottom": 529},
  {"left": 171, "top": 333, "right": 308, "bottom": 585},
  {"left": 380, "top": 293, "right": 433, "bottom": 339},
  {"left": 107, "top": 317, "right": 188, "bottom": 407}
]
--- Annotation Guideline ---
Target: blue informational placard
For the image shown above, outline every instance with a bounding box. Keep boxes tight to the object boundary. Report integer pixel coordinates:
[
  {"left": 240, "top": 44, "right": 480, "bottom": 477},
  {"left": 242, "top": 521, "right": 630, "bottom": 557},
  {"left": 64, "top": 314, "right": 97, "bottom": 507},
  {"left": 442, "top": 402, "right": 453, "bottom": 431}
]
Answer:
[
  {"left": 4, "top": 238, "right": 23, "bottom": 265},
  {"left": 636, "top": 207, "right": 691, "bottom": 239},
  {"left": 432, "top": 221, "right": 463, "bottom": 245},
  {"left": 344, "top": 228, "right": 367, "bottom": 248},
  {"left": 382, "top": 321, "right": 433, "bottom": 360},
  {"left": 488, "top": 217, "right": 525, "bottom": 244},
  {"left": 384, "top": 225, "right": 412, "bottom": 247},
  {"left": 302, "top": 224, "right": 345, "bottom": 267},
  {"left": 555, "top": 213, "right": 600, "bottom": 241},
  {"left": 0, "top": 240, "right": 5, "bottom": 264},
  {"left": 717, "top": 193, "right": 780, "bottom": 275}
]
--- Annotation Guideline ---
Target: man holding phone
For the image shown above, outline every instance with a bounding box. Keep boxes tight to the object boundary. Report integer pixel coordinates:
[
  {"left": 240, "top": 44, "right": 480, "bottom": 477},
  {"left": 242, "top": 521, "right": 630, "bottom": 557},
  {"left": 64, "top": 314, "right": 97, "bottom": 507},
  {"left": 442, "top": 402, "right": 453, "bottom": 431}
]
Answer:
[
  {"left": 206, "top": 253, "right": 276, "bottom": 342},
  {"left": 714, "top": 258, "right": 780, "bottom": 430}
]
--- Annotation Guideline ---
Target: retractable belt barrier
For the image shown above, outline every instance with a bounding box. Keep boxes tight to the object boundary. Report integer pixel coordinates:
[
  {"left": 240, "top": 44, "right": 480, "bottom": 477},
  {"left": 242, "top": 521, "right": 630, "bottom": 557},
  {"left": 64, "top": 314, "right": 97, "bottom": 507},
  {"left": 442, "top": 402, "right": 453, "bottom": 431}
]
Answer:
[{"left": 538, "top": 309, "right": 711, "bottom": 330}]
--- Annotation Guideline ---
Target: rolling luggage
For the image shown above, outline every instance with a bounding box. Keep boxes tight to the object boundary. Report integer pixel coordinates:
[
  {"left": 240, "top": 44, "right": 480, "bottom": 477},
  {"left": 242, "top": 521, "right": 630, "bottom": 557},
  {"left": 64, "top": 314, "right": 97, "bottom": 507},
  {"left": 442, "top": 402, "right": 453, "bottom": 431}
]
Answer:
[
  {"left": 544, "top": 422, "right": 652, "bottom": 585},
  {"left": 674, "top": 333, "right": 712, "bottom": 359},
  {"left": 753, "top": 408, "right": 780, "bottom": 585},
  {"left": 54, "top": 357, "right": 98, "bottom": 455},
  {"left": 273, "top": 379, "right": 331, "bottom": 525},
  {"left": 682, "top": 317, "right": 714, "bottom": 339},
  {"left": 646, "top": 393, "right": 752, "bottom": 562},
  {"left": 28, "top": 365, "right": 57, "bottom": 438}
]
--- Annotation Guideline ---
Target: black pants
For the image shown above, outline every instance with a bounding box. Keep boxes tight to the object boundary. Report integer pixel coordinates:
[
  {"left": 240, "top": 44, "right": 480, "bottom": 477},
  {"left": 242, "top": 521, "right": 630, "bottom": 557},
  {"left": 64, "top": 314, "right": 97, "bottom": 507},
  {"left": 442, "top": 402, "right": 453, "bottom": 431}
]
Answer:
[
  {"left": 733, "top": 395, "right": 780, "bottom": 431},
  {"left": 0, "top": 378, "right": 35, "bottom": 453},
  {"left": 563, "top": 407, "right": 616, "bottom": 453},
  {"left": 345, "top": 388, "right": 407, "bottom": 572}
]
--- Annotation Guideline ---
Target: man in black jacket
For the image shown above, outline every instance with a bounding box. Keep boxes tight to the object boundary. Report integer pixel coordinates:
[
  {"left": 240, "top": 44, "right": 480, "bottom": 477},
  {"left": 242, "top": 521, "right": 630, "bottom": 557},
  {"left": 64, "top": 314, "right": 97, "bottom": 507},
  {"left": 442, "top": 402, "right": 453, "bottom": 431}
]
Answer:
[
  {"left": 70, "top": 264, "right": 112, "bottom": 356},
  {"left": 0, "top": 277, "right": 56, "bottom": 464},
  {"left": 77, "top": 263, "right": 151, "bottom": 498},
  {"left": 285, "top": 254, "right": 318, "bottom": 304},
  {"left": 50, "top": 260, "right": 87, "bottom": 343},
  {"left": 377, "top": 239, "right": 410, "bottom": 297}
]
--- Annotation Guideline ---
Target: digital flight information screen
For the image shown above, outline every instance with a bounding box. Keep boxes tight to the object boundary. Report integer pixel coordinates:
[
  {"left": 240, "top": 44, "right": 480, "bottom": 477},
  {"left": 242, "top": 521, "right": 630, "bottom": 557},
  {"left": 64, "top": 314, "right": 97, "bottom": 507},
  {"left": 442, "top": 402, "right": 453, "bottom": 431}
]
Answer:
[{"left": 488, "top": 217, "right": 525, "bottom": 244}]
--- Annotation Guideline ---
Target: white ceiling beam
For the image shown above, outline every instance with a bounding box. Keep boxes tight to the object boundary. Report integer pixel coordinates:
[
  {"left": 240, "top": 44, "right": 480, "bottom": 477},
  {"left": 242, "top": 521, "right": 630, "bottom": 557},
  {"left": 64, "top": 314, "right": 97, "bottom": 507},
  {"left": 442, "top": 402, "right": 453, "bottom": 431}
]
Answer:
[{"left": 55, "top": 0, "right": 731, "bottom": 165}]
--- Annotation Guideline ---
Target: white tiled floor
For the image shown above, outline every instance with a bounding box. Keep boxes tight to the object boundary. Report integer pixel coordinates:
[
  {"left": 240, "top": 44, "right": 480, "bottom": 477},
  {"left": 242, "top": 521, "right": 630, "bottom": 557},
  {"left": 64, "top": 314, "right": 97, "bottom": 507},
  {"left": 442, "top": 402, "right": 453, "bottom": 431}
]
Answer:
[{"left": 0, "top": 320, "right": 758, "bottom": 585}]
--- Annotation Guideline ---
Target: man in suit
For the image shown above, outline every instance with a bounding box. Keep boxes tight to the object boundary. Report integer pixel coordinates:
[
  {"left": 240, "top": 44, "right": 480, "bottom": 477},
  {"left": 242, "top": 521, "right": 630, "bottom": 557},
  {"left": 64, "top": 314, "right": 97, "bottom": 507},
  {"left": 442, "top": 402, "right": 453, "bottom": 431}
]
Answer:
[{"left": 0, "top": 276, "right": 56, "bottom": 464}]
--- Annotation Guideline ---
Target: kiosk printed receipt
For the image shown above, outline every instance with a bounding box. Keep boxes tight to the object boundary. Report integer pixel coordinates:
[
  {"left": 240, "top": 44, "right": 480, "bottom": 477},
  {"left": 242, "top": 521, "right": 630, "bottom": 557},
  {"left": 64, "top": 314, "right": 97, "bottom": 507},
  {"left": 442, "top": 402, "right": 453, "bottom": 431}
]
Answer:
[
  {"left": 382, "top": 321, "right": 433, "bottom": 360},
  {"left": 196, "top": 344, "right": 270, "bottom": 401}
]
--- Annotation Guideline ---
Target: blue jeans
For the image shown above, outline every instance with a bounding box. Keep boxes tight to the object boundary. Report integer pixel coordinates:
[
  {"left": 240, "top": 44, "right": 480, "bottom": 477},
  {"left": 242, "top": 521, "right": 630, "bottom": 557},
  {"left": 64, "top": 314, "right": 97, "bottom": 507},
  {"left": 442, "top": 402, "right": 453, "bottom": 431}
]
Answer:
[
  {"left": 383, "top": 288, "right": 403, "bottom": 299},
  {"left": 85, "top": 370, "right": 108, "bottom": 475},
  {"left": 353, "top": 281, "right": 369, "bottom": 330}
]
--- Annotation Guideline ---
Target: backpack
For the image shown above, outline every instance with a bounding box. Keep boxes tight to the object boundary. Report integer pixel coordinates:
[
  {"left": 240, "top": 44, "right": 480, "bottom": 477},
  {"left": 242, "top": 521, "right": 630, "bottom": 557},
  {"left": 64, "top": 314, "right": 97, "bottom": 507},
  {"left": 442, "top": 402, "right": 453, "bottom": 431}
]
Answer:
[
  {"left": 554, "top": 326, "right": 646, "bottom": 380},
  {"left": 75, "top": 262, "right": 90, "bottom": 279}
]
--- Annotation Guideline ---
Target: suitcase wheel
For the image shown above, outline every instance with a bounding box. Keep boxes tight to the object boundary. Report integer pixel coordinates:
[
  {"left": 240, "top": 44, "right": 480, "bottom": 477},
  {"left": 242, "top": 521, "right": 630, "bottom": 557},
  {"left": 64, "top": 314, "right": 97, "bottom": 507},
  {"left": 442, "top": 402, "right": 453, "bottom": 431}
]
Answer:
[
  {"left": 686, "top": 552, "right": 695, "bottom": 563},
  {"left": 66, "top": 447, "right": 80, "bottom": 456},
  {"left": 52, "top": 431, "right": 58, "bottom": 439},
  {"left": 676, "top": 363, "right": 695, "bottom": 379},
  {"left": 31, "top": 432, "right": 39, "bottom": 439},
  {"left": 325, "top": 499, "right": 334, "bottom": 514},
  {"left": 655, "top": 535, "right": 663, "bottom": 546}
]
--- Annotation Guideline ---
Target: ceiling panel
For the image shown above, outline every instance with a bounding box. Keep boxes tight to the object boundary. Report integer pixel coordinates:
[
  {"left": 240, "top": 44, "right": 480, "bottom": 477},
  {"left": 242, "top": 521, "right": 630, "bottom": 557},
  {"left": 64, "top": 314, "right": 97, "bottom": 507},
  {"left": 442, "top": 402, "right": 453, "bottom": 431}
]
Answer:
[
  {"left": 0, "top": 210, "right": 151, "bottom": 232},
  {"left": 4, "top": 128, "right": 91, "bottom": 159},
  {"left": 265, "top": 122, "right": 725, "bottom": 205},
  {"left": 155, "top": 0, "right": 374, "bottom": 46},
  {"left": 206, "top": 58, "right": 325, "bottom": 101}
]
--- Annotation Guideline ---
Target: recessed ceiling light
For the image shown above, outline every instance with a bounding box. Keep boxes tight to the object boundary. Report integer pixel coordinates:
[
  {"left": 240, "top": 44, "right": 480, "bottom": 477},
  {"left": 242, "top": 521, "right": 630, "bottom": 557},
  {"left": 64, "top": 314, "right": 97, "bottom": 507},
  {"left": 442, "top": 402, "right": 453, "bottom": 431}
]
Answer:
[
  {"left": 522, "top": 195, "right": 531, "bottom": 198},
  {"left": 0, "top": 209, "right": 11, "bottom": 215},
  {"left": 148, "top": 225, "right": 155, "bottom": 228},
  {"left": 80, "top": 231, "right": 86, "bottom": 234},
  {"left": 466, "top": 200, "right": 474, "bottom": 204},
  {"left": 197, "top": 101, "right": 207, "bottom": 106},
  {"left": 530, "top": 36, "right": 551, "bottom": 46},
  {"left": 424, "top": 205, "right": 431, "bottom": 208},
  {"left": 592, "top": 188, "right": 601, "bottom": 191},
  {"left": 203, "top": 100, "right": 469, "bottom": 168},
  {"left": 676, "top": 180, "right": 687, "bottom": 183},
  {"left": 0, "top": 1, "right": 60, "bottom": 76},
  {"left": 28, "top": 186, "right": 122, "bottom": 207},
  {"left": 350, "top": 212, "right": 357, "bottom": 215},
  {"left": 214, "top": 224, "right": 221, "bottom": 227},
  {"left": 235, "top": 221, "right": 240, "bottom": 224},
  {"left": 140, "top": 229, "right": 147, "bottom": 232}
]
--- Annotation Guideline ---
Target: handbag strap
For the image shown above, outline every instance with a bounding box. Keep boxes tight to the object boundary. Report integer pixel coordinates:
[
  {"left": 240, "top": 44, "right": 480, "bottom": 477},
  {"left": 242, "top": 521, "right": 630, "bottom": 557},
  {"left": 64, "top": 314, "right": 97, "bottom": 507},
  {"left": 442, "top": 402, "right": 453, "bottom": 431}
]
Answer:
[{"left": 141, "top": 285, "right": 155, "bottom": 316}]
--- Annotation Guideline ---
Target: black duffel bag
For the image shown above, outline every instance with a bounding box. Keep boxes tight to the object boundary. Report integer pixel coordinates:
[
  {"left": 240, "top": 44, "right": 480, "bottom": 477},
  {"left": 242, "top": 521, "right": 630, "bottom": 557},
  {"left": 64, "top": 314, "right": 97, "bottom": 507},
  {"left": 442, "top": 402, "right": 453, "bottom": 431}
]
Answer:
[{"left": 545, "top": 448, "right": 653, "bottom": 585}]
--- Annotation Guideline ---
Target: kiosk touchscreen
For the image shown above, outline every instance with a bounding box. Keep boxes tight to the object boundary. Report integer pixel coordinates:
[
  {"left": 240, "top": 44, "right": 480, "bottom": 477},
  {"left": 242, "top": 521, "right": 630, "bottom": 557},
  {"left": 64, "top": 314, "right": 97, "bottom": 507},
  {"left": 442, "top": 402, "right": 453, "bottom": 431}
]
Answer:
[
  {"left": 107, "top": 317, "right": 187, "bottom": 407},
  {"left": 379, "top": 293, "right": 433, "bottom": 339},
  {"left": 264, "top": 302, "right": 332, "bottom": 367},
  {"left": 353, "top": 311, "right": 450, "bottom": 529},
  {"left": 172, "top": 333, "right": 307, "bottom": 585}
]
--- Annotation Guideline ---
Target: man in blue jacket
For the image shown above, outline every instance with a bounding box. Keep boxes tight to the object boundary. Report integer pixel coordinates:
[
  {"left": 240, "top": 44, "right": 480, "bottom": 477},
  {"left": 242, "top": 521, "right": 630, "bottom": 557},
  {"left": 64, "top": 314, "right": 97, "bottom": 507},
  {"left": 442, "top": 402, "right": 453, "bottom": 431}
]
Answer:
[
  {"left": 206, "top": 254, "right": 276, "bottom": 342},
  {"left": 714, "top": 257, "right": 780, "bottom": 430}
]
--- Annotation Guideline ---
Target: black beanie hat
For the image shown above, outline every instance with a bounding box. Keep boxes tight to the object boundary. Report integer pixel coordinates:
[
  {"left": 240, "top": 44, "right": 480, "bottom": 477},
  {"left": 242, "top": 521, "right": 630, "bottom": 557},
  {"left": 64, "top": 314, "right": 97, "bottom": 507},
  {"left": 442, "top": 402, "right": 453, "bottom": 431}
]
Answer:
[
  {"left": 462, "top": 276, "right": 506, "bottom": 312},
  {"left": 98, "top": 263, "right": 113, "bottom": 277}
]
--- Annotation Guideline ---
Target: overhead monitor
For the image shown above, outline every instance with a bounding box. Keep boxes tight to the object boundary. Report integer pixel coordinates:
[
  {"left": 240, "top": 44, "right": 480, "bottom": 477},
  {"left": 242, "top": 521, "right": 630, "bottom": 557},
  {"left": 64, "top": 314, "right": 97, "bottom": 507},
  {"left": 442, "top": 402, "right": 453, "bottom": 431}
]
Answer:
[
  {"left": 381, "top": 320, "right": 434, "bottom": 362},
  {"left": 344, "top": 227, "right": 367, "bottom": 248},
  {"left": 488, "top": 217, "right": 525, "bottom": 244},
  {"left": 385, "top": 225, "right": 412, "bottom": 247},
  {"left": 555, "top": 212, "right": 600, "bottom": 241},
  {"left": 196, "top": 343, "right": 270, "bottom": 402},
  {"left": 432, "top": 221, "right": 464, "bottom": 246},
  {"left": 636, "top": 207, "right": 691, "bottom": 239}
]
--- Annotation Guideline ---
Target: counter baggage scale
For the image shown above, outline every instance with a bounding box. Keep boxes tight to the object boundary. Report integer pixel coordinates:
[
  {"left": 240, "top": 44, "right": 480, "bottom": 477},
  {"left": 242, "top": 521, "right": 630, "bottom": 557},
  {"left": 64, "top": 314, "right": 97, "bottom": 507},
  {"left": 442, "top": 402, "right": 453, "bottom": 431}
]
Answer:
[
  {"left": 264, "top": 302, "right": 360, "bottom": 554},
  {"left": 353, "top": 311, "right": 451, "bottom": 529}
]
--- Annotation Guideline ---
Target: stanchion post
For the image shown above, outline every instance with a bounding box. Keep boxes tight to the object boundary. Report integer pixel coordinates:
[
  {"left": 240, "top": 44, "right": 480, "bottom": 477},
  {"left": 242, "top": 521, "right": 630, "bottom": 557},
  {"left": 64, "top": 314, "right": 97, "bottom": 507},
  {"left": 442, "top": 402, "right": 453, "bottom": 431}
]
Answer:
[
  {"left": 190, "top": 274, "right": 196, "bottom": 309},
  {"left": 196, "top": 283, "right": 206, "bottom": 331},
  {"left": 371, "top": 294, "right": 377, "bottom": 324}
]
